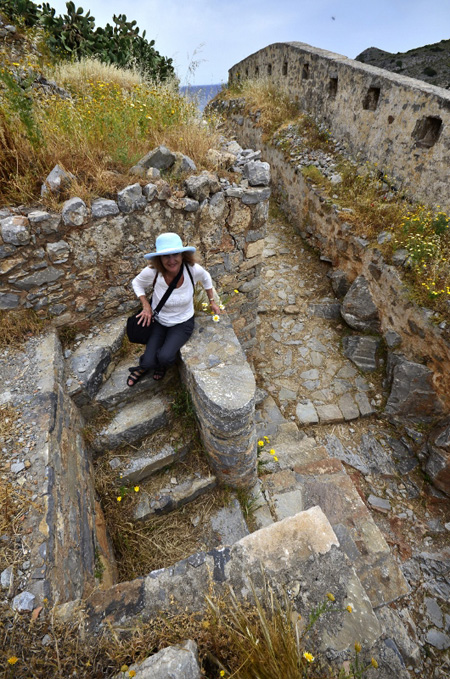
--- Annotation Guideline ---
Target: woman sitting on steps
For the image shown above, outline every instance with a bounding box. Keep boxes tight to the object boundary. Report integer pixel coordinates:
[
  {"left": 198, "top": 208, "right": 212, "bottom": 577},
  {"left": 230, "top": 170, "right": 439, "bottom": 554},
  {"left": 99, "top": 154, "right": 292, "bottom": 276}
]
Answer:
[{"left": 128, "top": 232, "right": 221, "bottom": 386}]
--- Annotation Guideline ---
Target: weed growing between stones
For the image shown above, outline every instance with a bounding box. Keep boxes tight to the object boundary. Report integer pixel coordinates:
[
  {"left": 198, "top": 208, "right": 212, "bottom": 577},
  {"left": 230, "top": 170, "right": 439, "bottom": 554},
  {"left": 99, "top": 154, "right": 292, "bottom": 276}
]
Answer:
[
  {"left": 0, "top": 575, "right": 378, "bottom": 678},
  {"left": 220, "top": 76, "right": 298, "bottom": 138},
  {"left": 0, "top": 310, "right": 45, "bottom": 349}
]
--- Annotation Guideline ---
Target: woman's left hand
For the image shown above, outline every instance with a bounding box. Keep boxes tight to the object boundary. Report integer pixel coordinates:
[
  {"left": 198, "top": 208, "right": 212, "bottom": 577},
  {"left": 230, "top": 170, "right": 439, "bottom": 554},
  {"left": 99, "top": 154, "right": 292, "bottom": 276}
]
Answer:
[{"left": 210, "top": 301, "right": 221, "bottom": 315}]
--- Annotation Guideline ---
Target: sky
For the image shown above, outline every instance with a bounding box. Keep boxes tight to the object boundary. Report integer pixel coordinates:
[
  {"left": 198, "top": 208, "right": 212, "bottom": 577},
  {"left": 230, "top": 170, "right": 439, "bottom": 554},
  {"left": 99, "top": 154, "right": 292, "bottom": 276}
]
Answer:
[{"left": 47, "top": 0, "right": 450, "bottom": 85}]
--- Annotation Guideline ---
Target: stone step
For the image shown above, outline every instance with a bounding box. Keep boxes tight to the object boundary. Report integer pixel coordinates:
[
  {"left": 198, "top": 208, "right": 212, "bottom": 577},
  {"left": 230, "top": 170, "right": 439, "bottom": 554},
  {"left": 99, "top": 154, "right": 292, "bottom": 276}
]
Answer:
[
  {"left": 207, "top": 497, "right": 250, "bottom": 548},
  {"left": 265, "top": 421, "right": 329, "bottom": 469},
  {"left": 133, "top": 474, "right": 217, "bottom": 520},
  {"left": 65, "top": 316, "right": 127, "bottom": 407},
  {"left": 77, "top": 506, "right": 411, "bottom": 679},
  {"left": 261, "top": 454, "right": 410, "bottom": 609},
  {"left": 94, "top": 358, "right": 178, "bottom": 411},
  {"left": 92, "top": 394, "right": 168, "bottom": 453},
  {"left": 111, "top": 442, "right": 190, "bottom": 485}
]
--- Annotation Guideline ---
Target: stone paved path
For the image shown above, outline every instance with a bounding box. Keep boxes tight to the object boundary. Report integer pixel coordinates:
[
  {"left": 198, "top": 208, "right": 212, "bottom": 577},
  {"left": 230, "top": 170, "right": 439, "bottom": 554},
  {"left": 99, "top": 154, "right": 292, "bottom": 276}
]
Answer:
[
  {"left": 251, "top": 209, "right": 450, "bottom": 677},
  {"left": 254, "top": 215, "right": 378, "bottom": 425}
]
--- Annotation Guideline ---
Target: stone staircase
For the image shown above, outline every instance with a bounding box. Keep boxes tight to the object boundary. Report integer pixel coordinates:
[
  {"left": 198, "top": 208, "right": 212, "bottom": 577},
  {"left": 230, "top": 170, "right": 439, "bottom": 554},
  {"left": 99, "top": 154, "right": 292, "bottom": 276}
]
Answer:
[{"left": 6, "top": 313, "right": 416, "bottom": 678}]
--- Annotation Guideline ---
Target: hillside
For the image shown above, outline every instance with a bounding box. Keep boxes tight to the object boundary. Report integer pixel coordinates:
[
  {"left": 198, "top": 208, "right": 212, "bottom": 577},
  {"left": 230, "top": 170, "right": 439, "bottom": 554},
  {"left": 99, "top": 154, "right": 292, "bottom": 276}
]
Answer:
[{"left": 356, "top": 39, "right": 450, "bottom": 89}]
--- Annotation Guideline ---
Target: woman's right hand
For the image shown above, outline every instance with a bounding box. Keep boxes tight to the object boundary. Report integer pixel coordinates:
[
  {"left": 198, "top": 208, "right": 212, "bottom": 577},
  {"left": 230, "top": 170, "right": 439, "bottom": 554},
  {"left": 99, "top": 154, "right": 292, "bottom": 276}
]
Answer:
[{"left": 136, "top": 307, "right": 152, "bottom": 326}]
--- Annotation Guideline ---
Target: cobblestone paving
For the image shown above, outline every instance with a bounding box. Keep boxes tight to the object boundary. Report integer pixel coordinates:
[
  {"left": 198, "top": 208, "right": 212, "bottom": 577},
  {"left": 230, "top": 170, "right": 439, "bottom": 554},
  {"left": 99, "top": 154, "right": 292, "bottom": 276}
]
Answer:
[
  {"left": 253, "top": 215, "right": 379, "bottom": 425},
  {"left": 251, "top": 210, "right": 450, "bottom": 677}
]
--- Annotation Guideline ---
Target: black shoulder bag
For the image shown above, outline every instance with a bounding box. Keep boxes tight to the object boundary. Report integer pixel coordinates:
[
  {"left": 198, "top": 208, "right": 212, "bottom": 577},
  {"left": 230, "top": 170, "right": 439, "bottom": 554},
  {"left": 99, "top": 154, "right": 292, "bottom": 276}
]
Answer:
[{"left": 126, "top": 263, "right": 194, "bottom": 344}]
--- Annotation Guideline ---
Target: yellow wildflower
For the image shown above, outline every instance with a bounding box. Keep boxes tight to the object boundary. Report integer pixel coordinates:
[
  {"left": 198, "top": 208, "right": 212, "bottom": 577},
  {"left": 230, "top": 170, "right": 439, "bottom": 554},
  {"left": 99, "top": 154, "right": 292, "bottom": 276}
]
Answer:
[
  {"left": 273, "top": 456, "right": 278, "bottom": 461},
  {"left": 117, "top": 496, "right": 122, "bottom": 502},
  {"left": 220, "top": 672, "right": 225, "bottom": 677},
  {"left": 355, "top": 642, "right": 361, "bottom": 653},
  {"left": 346, "top": 605, "right": 353, "bottom": 613},
  {"left": 303, "top": 652, "right": 314, "bottom": 662},
  {"left": 269, "top": 448, "right": 275, "bottom": 455},
  {"left": 120, "top": 665, "right": 129, "bottom": 673},
  {"left": 129, "top": 671, "right": 136, "bottom": 678},
  {"left": 234, "top": 289, "right": 239, "bottom": 294},
  {"left": 134, "top": 486, "right": 140, "bottom": 493},
  {"left": 7, "top": 657, "right": 18, "bottom": 665},
  {"left": 371, "top": 658, "right": 378, "bottom": 669},
  {"left": 327, "top": 592, "right": 335, "bottom": 602},
  {"left": 258, "top": 440, "right": 264, "bottom": 447}
]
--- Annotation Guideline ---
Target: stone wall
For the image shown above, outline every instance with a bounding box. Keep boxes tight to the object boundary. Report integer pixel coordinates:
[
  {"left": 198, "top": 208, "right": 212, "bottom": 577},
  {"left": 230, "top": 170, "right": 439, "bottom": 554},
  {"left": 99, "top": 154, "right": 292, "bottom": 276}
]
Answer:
[
  {"left": 0, "top": 170, "right": 269, "bottom": 352},
  {"left": 218, "top": 111, "right": 450, "bottom": 413},
  {"left": 228, "top": 42, "right": 450, "bottom": 212}
]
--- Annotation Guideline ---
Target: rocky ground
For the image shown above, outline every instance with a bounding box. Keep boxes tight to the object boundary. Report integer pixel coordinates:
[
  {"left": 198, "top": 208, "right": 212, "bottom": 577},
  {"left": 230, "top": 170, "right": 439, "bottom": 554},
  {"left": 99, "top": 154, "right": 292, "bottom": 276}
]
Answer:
[{"left": 250, "top": 206, "right": 450, "bottom": 677}]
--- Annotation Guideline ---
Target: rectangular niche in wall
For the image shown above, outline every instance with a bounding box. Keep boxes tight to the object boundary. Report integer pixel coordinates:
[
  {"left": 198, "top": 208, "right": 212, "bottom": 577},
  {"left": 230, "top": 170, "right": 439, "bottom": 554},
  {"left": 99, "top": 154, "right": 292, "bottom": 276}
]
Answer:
[
  {"left": 283, "top": 61, "right": 288, "bottom": 76},
  {"left": 245, "top": 68, "right": 248, "bottom": 77},
  {"left": 267, "top": 63, "right": 272, "bottom": 76},
  {"left": 328, "top": 77, "right": 338, "bottom": 99},
  {"left": 302, "top": 63, "right": 310, "bottom": 80},
  {"left": 412, "top": 116, "right": 443, "bottom": 148},
  {"left": 363, "top": 87, "right": 381, "bottom": 110},
  {"left": 255, "top": 66, "right": 259, "bottom": 77}
]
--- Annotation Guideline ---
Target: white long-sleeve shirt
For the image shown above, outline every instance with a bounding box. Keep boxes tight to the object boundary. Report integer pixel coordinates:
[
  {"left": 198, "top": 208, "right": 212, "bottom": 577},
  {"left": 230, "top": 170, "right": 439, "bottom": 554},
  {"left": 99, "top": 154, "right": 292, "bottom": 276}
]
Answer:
[{"left": 131, "top": 263, "right": 213, "bottom": 326}]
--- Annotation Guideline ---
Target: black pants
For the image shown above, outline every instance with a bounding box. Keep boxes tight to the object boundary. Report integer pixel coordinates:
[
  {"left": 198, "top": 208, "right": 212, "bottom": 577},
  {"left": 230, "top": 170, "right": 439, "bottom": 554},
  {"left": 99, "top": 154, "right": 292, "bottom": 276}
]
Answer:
[{"left": 139, "top": 316, "right": 195, "bottom": 372}]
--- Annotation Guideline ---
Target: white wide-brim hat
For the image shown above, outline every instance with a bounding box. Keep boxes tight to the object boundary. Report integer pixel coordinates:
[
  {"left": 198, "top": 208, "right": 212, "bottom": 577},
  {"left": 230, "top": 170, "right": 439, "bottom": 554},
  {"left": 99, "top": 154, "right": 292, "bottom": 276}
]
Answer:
[{"left": 144, "top": 232, "right": 196, "bottom": 259}]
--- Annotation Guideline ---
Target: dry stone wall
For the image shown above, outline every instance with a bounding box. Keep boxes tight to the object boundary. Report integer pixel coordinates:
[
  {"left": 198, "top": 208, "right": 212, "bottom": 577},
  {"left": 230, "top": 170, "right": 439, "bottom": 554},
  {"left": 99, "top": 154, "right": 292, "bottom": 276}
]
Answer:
[
  {"left": 229, "top": 42, "right": 450, "bottom": 212},
  {"left": 217, "top": 111, "right": 450, "bottom": 414},
  {"left": 0, "top": 165, "right": 269, "bottom": 352}
]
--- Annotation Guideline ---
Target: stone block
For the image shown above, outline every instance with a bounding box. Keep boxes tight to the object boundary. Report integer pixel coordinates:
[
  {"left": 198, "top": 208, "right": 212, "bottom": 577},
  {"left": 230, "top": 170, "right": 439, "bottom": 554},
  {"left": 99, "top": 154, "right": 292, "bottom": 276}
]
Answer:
[
  {"left": 342, "top": 335, "right": 380, "bottom": 372},
  {"left": 385, "top": 355, "right": 443, "bottom": 420},
  {"left": 316, "top": 404, "right": 343, "bottom": 423},
  {"left": 93, "top": 395, "right": 168, "bottom": 452},
  {"left": 210, "top": 498, "right": 249, "bottom": 547},
  {"left": 41, "top": 164, "right": 74, "bottom": 196},
  {"left": 0, "top": 292, "right": 19, "bottom": 309},
  {"left": 1, "top": 216, "right": 30, "bottom": 245},
  {"left": 338, "top": 393, "right": 360, "bottom": 421},
  {"left": 180, "top": 315, "right": 257, "bottom": 489},
  {"left": 134, "top": 475, "right": 216, "bottom": 520},
  {"left": 46, "top": 240, "right": 70, "bottom": 263},
  {"left": 67, "top": 316, "right": 127, "bottom": 406},
  {"left": 246, "top": 239, "right": 264, "bottom": 258},
  {"left": 137, "top": 145, "right": 177, "bottom": 171},
  {"left": 341, "top": 275, "right": 380, "bottom": 332},
  {"left": 296, "top": 399, "right": 319, "bottom": 425},
  {"left": 14, "top": 266, "right": 63, "bottom": 291},
  {"left": 117, "top": 184, "right": 147, "bottom": 213},
  {"left": 120, "top": 443, "right": 189, "bottom": 484},
  {"left": 123, "top": 640, "right": 201, "bottom": 679},
  {"left": 91, "top": 199, "right": 120, "bottom": 218},
  {"left": 243, "top": 160, "right": 271, "bottom": 186},
  {"left": 272, "top": 489, "right": 303, "bottom": 520},
  {"left": 62, "top": 197, "right": 89, "bottom": 226},
  {"left": 241, "top": 187, "right": 271, "bottom": 204}
]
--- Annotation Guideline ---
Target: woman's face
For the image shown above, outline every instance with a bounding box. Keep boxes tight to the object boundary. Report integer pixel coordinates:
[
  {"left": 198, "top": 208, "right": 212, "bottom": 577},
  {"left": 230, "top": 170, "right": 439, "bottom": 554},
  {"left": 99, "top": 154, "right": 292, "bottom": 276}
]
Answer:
[{"left": 161, "top": 253, "right": 182, "bottom": 275}]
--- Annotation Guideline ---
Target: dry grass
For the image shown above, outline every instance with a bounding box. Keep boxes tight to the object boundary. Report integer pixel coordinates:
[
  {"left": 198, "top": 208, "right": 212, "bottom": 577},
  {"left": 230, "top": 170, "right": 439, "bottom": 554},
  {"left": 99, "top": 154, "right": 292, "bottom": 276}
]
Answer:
[
  {"left": 221, "top": 77, "right": 299, "bottom": 138},
  {"left": 46, "top": 57, "right": 146, "bottom": 94},
  {"left": 0, "top": 309, "right": 45, "bottom": 349},
  {"left": 94, "top": 410, "right": 230, "bottom": 581},
  {"left": 1, "top": 58, "right": 222, "bottom": 205}
]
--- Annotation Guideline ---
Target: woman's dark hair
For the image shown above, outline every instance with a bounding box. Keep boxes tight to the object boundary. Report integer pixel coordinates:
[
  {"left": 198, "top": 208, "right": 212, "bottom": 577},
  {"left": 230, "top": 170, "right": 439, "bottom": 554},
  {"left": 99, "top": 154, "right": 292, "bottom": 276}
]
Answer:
[{"left": 148, "top": 251, "right": 196, "bottom": 274}]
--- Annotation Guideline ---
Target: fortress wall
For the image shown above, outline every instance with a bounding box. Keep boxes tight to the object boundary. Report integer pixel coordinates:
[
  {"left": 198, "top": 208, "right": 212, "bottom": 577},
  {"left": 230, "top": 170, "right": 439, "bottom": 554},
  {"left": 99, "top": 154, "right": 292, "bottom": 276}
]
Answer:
[
  {"left": 218, "top": 110, "right": 450, "bottom": 411},
  {"left": 229, "top": 42, "right": 450, "bottom": 212}
]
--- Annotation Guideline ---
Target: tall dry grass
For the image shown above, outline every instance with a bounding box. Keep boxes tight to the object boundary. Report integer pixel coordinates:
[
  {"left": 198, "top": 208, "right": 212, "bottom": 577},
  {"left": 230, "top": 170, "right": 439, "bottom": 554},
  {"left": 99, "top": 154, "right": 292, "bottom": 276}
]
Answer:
[
  {"left": 221, "top": 76, "right": 299, "bottom": 137},
  {"left": 0, "top": 58, "right": 221, "bottom": 205}
]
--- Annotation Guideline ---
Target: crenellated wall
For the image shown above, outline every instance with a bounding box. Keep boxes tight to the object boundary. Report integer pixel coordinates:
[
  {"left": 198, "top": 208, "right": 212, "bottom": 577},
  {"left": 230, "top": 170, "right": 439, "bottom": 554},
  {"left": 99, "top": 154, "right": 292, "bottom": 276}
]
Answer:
[{"left": 229, "top": 42, "right": 450, "bottom": 212}]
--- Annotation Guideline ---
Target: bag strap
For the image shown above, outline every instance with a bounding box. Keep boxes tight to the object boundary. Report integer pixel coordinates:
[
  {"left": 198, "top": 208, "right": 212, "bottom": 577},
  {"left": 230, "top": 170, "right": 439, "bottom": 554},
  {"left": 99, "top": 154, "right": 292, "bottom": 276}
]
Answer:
[
  {"left": 152, "top": 263, "right": 185, "bottom": 321},
  {"left": 185, "top": 263, "right": 194, "bottom": 290}
]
